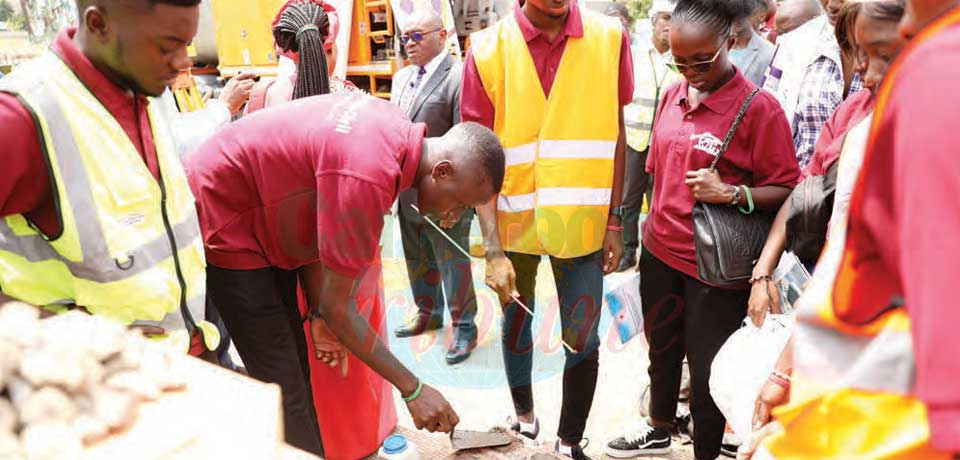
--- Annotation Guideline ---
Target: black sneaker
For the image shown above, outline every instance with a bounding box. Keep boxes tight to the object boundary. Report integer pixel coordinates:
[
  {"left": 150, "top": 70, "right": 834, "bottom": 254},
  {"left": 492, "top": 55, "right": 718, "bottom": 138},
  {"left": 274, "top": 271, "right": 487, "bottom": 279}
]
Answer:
[
  {"left": 555, "top": 439, "right": 593, "bottom": 460},
  {"left": 508, "top": 416, "right": 540, "bottom": 443},
  {"left": 604, "top": 423, "right": 672, "bottom": 458}
]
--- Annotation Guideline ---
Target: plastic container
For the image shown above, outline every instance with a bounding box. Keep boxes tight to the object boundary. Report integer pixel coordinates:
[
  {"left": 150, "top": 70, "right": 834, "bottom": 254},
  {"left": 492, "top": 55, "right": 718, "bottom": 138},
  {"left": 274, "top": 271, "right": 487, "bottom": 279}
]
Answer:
[{"left": 378, "top": 434, "right": 420, "bottom": 459}]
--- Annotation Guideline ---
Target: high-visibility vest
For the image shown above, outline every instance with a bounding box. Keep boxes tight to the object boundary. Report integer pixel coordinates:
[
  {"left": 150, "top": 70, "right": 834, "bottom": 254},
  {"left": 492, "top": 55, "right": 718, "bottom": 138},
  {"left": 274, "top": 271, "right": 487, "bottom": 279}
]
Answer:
[
  {"left": 0, "top": 51, "right": 216, "bottom": 351},
  {"left": 470, "top": 10, "right": 622, "bottom": 258},
  {"left": 624, "top": 45, "right": 679, "bottom": 152},
  {"left": 764, "top": 11, "right": 960, "bottom": 458}
]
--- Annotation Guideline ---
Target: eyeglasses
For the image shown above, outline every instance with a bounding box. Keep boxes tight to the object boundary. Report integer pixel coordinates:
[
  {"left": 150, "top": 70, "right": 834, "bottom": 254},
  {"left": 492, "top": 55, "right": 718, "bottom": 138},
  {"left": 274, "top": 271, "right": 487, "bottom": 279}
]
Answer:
[
  {"left": 668, "top": 46, "right": 725, "bottom": 74},
  {"left": 399, "top": 28, "right": 443, "bottom": 45}
]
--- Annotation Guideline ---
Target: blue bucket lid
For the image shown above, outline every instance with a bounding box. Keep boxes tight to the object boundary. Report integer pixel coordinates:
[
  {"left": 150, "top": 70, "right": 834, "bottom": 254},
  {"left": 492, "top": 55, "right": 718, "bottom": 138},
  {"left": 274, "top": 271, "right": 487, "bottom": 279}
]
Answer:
[{"left": 383, "top": 434, "right": 409, "bottom": 454}]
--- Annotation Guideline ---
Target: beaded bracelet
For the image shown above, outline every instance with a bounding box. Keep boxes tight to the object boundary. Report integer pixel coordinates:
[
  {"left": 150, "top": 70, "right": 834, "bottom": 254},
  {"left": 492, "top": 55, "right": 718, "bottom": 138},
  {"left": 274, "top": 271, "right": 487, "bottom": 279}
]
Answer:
[{"left": 768, "top": 372, "right": 790, "bottom": 390}]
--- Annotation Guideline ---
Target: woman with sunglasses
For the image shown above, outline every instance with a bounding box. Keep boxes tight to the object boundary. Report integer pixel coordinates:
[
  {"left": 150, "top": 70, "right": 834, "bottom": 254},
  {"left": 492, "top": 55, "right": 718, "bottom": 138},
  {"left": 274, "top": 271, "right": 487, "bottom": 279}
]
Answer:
[{"left": 604, "top": 0, "right": 800, "bottom": 458}]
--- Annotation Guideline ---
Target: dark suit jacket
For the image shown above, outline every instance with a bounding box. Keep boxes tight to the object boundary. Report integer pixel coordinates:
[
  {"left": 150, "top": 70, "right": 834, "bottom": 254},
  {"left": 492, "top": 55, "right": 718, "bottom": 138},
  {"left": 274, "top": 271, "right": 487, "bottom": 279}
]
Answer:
[
  {"left": 390, "top": 53, "right": 462, "bottom": 137},
  {"left": 391, "top": 53, "right": 468, "bottom": 221}
]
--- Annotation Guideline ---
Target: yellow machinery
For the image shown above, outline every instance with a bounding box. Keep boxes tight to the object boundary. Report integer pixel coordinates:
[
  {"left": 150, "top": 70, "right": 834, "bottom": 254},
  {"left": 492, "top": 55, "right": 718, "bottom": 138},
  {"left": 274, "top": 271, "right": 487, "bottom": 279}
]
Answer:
[{"left": 203, "top": 0, "right": 398, "bottom": 98}]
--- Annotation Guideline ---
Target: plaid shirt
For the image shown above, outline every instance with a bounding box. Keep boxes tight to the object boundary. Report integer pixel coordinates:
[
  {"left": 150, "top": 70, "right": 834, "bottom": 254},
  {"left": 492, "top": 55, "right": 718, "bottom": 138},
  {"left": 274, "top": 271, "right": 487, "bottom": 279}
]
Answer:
[{"left": 792, "top": 56, "right": 845, "bottom": 168}]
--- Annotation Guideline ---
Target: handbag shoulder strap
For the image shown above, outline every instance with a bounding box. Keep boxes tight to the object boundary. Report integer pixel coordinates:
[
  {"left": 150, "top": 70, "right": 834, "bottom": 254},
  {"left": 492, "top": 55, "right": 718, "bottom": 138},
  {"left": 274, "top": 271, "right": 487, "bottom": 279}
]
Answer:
[{"left": 709, "top": 88, "right": 761, "bottom": 171}]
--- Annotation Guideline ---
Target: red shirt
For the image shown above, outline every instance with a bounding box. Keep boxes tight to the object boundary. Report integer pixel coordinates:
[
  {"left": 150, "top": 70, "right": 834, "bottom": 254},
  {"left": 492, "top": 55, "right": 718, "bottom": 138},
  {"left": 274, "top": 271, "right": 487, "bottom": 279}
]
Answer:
[
  {"left": 847, "top": 23, "right": 960, "bottom": 451},
  {"left": 643, "top": 69, "right": 800, "bottom": 280},
  {"left": 802, "top": 89, "right": 875, "bottom": 179},
  {"left": 460, "top": 0, "right": 634, "bottom": 128},
  {"left": 185, "top": 94, "right": 425, "bottom": 277},
  {"left": 0, "top": 28, "right": 159, "bottom": 236}
]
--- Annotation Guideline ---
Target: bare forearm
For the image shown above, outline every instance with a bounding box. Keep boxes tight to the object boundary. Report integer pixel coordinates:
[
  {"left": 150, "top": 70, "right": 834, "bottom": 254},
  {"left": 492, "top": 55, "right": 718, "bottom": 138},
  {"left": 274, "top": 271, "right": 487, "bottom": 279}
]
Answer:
[
  {"left": 476, "top": 197, "right": 504, "bottom": 258},
  {"left": 322, "top": 301, "right": 419, "bottom": 394},
  {"left": 754, "top": 199, "right": 793, "bottom": 276},
  {"left": 774, "top": 335, "right": 793, "bottom": 373},
  {"left": 727, "top": 185, "right": 793, "bottom": 211},
  {"left": 609, "top": 113, "right": 626, "bottom": 213}
]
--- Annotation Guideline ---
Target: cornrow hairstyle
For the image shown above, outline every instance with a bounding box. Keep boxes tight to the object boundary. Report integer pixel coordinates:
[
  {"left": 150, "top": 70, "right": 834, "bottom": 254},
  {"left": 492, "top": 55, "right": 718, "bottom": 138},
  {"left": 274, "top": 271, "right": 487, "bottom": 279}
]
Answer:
[
  {"left": 835, "top": 1, "right": 862, "bottom": 55},
  {"left": 861, "top": 0, "right": 906, "bottom": 23},
  {"left": 274, "top": 0, "right": 332, "bottom": 99},
  {"left": 672, "top": 0, "right": 753, "bottom": 38}
]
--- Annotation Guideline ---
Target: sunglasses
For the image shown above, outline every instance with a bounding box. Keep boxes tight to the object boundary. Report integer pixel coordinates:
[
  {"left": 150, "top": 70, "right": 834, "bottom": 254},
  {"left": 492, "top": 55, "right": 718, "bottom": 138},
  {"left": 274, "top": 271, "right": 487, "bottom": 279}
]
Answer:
[
  {"left": 668, "top": 46, "right": 724, "bottom": 74},
  {"left": 399, "top": 28, "right": 443, "bottom": 45}
]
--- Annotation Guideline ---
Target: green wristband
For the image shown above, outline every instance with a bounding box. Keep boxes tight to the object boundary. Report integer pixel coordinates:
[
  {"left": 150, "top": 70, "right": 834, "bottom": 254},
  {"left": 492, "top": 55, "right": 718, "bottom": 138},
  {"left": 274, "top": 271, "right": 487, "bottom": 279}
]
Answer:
[
  {"left": 738, "top": 186, "right": 755, "bottom": 215},
  {"left": 402, "top": 380, "right": 423, "bottom": 403}
]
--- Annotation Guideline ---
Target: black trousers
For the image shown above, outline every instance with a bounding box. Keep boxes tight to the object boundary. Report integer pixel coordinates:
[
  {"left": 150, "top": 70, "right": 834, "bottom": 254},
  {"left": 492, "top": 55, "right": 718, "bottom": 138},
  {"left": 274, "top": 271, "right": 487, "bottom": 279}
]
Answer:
[
  {"left": 207, "top": 265, "right": 324, "bottom": 456},
  {"left": 639, "top": 249, "right": 748, "bottom": 460},
  {"left": 622, "top": 146, "right": 653, "bottom": 256},
  {"left": 398, "top": 188, "right": 478, "bottom": 339},
  {"left": 502, "top": 251, "right": 603, "bottom": 444}
]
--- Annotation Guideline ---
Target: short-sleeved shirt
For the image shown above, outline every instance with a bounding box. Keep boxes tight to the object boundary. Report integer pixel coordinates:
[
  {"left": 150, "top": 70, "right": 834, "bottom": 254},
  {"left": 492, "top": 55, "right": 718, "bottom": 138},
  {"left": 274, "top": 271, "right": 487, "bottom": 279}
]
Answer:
[
  {"left": 0, "top": 28, "right": 160, "bottom": 236},
  {"left": 643, "top": 69, "right": 801, "bottom": 280},
  {"left": 459, "top": 0, "right": 634, "bottom": 129},
  {"left": 801, "top": 89, "right": 875, "bottom": 179},
  {"left": 847, "top": 23, "right": 960, "bottom": 451},
  {"left": 185, "top": 94, "right": 425, "bottom": 277}
]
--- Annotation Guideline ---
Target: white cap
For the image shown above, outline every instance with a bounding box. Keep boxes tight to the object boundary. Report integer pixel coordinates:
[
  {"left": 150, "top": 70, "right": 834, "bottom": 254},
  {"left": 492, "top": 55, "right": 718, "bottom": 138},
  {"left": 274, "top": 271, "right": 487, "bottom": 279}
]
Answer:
[{"left": 648, "top": 0, "right": 676, "bottom": 17}]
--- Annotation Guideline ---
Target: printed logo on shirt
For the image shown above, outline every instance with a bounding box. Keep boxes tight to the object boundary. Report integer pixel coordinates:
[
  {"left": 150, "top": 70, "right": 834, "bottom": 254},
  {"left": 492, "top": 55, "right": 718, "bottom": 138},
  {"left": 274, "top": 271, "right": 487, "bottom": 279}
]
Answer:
[
  {"left": 690, "top": 132, "right": 723, "bottom": 157},
  {"left": 118, "top": 213, "right": 145, "bottom": 227}
]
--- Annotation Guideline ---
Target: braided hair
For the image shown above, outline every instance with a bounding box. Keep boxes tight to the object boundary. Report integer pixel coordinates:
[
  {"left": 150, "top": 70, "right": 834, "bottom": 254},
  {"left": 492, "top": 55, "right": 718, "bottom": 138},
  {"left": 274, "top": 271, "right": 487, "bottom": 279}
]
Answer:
[
  {"left": 273, "top": 0, "right": 331, "bottom": 99},
  {"left": 672, "top": 0, "right": 753, "bottom": 39}
]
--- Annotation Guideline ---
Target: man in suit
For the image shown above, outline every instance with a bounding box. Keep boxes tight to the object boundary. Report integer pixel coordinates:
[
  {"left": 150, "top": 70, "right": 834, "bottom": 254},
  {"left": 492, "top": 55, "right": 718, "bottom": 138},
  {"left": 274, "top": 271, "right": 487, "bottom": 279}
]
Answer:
[
  {"left": 730, "top": 0, "right": 776, "bottom": 86},
  {"left": 391, "top": 10, "right": 478, "bottom": 365}
]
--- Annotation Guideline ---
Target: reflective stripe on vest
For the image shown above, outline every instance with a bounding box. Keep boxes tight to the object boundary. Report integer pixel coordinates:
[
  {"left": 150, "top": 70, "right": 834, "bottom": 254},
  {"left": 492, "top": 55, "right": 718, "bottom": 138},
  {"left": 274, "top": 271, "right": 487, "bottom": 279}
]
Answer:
[
  {"left": 624, "top": 47, "right": 679, "bottom": 152},
  {"left": 471, "top": 10, "right": 621, "bottom": 258},
  {"left": 0, "top": 52, "right": 212, "bottom": 349}
]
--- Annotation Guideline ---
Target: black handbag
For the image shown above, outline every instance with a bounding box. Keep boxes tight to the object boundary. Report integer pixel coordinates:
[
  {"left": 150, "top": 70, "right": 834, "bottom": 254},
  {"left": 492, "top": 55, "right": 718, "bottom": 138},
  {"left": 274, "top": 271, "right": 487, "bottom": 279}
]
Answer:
[
  {"left": 785, "top": 161, "right": 839, "bottom": 265},
  {"left": 692, "top": 89, "right": 775, "bottom": 288}
]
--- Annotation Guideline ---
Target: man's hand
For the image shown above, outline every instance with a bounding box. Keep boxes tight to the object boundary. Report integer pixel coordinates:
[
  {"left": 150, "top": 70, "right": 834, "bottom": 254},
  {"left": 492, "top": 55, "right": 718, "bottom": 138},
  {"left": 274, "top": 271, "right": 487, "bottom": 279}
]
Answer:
[
  {"left": 310, "top": 316, "right": 348, "bottom": 376},
  {"left": 602, "top": 229, "right": 624, "bottom": 275},
  {"left": 748, "top": 279, "right": 780, "bottom": 327},
  {"left": 684, "top": 169, "right": 735, "bottom": 204},
  {"left": 484, "top": 252, "right": 518, "bottom": 305},
  {"left": 752, "top": 378, "right": 789, "bottom": 431},
  {"left": 219, "top": 72, "right": 256, "bottom": 116},
  {"left": 405, "top": 384, "right": 459, "bottom": 433}
]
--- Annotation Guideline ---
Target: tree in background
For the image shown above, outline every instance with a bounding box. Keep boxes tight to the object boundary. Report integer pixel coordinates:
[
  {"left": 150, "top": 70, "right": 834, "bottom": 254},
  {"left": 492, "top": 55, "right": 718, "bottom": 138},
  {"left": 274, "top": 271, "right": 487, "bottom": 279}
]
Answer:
[
  {"left": 0, "top": 2, "right": 15, "bottom": 22},
  {"left": 625, "top": 0, "right": 653, "bottom": 21}
]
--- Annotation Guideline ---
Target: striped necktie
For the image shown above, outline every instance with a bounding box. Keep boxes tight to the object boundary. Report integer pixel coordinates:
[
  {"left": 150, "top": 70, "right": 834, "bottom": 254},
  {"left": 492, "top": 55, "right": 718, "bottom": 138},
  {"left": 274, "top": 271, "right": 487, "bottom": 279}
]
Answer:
[{"left": 400, "top": 66, "right": 427, "bottom": 114}]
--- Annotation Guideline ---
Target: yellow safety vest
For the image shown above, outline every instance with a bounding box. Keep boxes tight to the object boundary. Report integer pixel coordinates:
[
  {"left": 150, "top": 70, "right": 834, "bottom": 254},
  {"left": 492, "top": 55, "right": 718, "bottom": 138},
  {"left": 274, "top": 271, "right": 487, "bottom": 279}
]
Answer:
[
  {"left": 624, "top": 45, "right": 679, "bottom": 152},
  {"left": 471, "top": 10, "right": 622, "bottom": 258},
  {"left": 0, "top": 51, "right": 217, "bottom": 351}
]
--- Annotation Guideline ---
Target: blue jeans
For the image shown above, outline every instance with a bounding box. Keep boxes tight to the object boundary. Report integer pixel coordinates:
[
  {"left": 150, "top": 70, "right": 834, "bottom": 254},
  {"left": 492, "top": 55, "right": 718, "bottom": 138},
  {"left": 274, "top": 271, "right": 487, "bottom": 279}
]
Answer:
[{"left": 501, "top": 250, "right": 604, "bottom": 444}]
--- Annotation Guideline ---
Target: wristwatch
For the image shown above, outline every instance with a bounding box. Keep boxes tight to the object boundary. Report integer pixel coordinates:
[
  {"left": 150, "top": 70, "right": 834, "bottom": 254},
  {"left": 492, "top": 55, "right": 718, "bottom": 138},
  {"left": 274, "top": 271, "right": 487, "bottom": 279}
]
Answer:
[
  {"left": 609, "top": 206, "right": 624, "bottom": 218},
  {"left": 729, "top": 185, "right": 743, "bottom": 206}
]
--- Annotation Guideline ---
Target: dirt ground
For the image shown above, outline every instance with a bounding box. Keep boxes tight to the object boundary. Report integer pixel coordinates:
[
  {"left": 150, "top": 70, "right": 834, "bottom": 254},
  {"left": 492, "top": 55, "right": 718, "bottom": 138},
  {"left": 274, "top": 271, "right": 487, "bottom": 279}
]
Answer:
[{"left": 378, "top": 215, "right": 695, "bottom": 460}]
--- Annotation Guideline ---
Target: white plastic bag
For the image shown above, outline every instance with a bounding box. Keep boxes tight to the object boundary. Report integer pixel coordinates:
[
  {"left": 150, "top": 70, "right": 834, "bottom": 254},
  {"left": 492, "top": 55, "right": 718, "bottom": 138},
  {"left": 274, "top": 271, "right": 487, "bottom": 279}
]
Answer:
[{"left": 710, "top": 314, "right": 793, "bottom": 438}]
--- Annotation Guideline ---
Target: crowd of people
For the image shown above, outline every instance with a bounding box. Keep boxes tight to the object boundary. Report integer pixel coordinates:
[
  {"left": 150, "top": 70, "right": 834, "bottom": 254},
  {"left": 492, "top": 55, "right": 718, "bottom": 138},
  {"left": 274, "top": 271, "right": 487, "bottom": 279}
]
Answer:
[{"left": 0, "top": 0, "right": 957, "bottom": 459}]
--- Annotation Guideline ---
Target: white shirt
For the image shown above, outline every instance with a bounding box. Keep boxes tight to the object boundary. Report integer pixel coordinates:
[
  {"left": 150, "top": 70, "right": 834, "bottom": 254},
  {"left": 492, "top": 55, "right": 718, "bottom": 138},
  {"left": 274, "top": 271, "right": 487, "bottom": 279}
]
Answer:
[{"left": 405, "top": 51, "right": 448, "bottom": 102}]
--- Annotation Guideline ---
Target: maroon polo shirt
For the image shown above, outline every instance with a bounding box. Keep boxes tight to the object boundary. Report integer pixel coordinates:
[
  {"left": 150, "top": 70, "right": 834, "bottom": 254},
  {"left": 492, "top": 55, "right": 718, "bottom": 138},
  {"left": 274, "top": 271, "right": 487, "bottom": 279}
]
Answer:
[
  {"left": 460, "top": 0, "right": 634, "bottom": 129},
  {"left": 0, "top": 28, "right": 160, "bottom": 236},
  {"left": 802, "top": 89, "right": 875, "bottom": 179},
  {"left": 185, "top": 94, "right": 425, "bottom": 277},
  {"left": 643, "top": 69, "right": 800, "bottom": 280}
]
